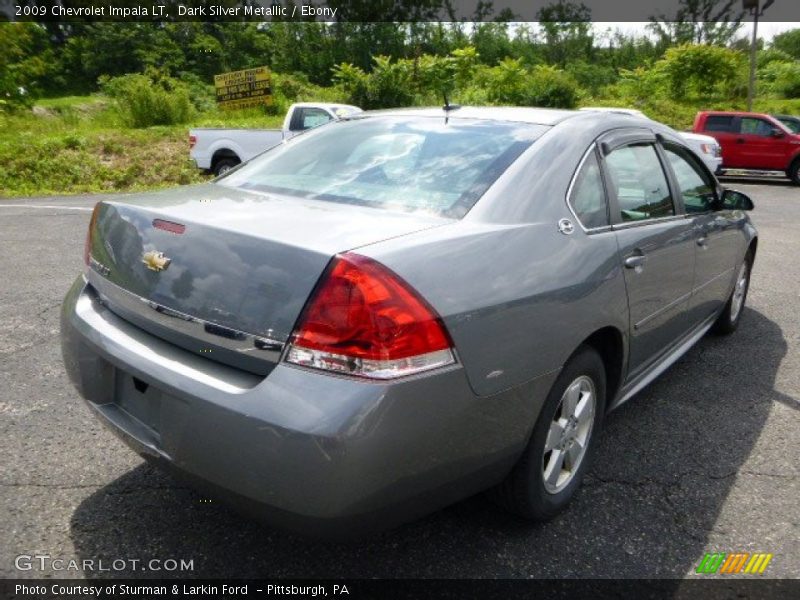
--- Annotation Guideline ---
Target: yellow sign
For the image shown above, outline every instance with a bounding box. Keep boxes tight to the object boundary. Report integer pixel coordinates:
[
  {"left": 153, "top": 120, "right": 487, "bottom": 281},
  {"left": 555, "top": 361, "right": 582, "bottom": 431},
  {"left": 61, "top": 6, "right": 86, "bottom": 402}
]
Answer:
[{"left": 214, "top": 66, "right": 272, "bottom": 110}]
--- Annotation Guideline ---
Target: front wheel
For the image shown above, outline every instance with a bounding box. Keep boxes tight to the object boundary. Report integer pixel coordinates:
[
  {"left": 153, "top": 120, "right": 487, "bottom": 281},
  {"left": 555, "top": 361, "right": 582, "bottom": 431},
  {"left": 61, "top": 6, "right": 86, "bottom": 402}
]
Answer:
[
  {"left": 492, "top": 346, "right": 606, "bottom": 520},
  {"left": 712, "top": 253, "right": 752, "bottom": 335},
  {"left": 788, "top": 160, "right": 800, "bottom": 186}
]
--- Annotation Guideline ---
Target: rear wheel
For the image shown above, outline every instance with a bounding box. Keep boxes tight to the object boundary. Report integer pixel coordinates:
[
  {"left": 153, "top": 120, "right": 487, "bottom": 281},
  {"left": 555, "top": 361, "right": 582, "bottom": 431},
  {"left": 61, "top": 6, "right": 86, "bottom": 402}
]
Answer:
[
  {"left": 213, "top": 157, "right": 239, "bottom": 177},
  {"left": 712, "top": 252, "right": 752, "bottom": 335},
  {"left": 492, "top": 346, "right": 606, "bottom": 520}
]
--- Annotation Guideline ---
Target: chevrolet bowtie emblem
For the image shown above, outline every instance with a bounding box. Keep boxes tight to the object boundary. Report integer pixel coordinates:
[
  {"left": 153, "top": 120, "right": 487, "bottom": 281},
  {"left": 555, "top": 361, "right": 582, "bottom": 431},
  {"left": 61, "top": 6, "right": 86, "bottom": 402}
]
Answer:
[{"left": 142, "top": 250, "right": 171, "bottom": 272}]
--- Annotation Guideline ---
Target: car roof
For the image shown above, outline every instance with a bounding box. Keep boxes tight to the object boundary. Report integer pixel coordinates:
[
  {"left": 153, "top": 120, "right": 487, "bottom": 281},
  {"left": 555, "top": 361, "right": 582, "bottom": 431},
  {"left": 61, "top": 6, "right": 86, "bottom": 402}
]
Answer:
[
  {"left": 294, "top": 102, "right": 362, "bottom": 112},
  {"left": 699, "top": 110, "right": 775, "bottom": 118},
  {"left": 579, "top": 106, "right": 647, "bottom": 118},
  {"left": 362, "top": 106, "right": 582, "bottom": 126}
]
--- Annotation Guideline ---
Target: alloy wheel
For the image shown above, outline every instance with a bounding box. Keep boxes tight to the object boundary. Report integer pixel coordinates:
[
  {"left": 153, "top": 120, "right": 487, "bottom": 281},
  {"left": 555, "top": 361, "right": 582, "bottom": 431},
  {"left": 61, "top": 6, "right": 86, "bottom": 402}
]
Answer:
[
  {"left": 542, "top": 375, "right": 596, "bottom": 494},
  {"left": 730, "top": 262, "right": 749, "bottom": 323}
]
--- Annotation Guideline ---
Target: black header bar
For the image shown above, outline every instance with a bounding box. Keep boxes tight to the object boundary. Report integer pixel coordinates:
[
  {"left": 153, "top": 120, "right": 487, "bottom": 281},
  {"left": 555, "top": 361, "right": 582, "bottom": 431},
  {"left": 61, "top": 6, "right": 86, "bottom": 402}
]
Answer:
[{"left": 3, "top": 0, "right": 800, "bottom": 23}]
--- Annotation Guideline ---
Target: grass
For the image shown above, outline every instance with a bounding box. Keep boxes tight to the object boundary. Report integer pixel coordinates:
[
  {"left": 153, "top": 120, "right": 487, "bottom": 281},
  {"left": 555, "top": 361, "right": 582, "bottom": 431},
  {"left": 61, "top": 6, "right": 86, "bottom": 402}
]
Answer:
[{"left": 0, "top": 96, "right": 284, "bottom": 198}]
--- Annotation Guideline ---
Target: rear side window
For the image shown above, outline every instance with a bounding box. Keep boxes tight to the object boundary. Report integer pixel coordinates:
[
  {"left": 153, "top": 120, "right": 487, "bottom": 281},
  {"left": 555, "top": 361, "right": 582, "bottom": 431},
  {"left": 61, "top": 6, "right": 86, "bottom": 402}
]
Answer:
[
  {"left": 568, "top": 151, "right": 609, "bottom": 229},
  {"left": 664, "top": 145, "right": 716, "bottom": 213},
  {"left": 605, "top": 144, "right": 675, "bottom": 222},
  {"left": 704, "top": 115, "right": 734, "bottom": 132}
]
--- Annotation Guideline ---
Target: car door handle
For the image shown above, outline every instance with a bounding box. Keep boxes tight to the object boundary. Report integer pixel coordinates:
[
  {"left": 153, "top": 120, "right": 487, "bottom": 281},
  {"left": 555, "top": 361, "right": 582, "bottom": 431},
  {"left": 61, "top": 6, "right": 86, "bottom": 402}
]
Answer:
[
  {"left": 624, "top": 254, "right": 647, "bottom": 269},
  {"left": 736, "top": 137, "right": 746, "bottom": 144}
]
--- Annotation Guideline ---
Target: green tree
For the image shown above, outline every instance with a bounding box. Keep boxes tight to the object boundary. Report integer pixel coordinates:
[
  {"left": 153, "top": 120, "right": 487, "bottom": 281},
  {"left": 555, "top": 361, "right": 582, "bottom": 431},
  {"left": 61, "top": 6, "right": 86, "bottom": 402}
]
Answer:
[
  {"left": 536, "top": 1, "right": 594, "bottom": 67},
  {"left": 657, "top": 43, "right": 746, "bottom": 100},
  {"left": 649, "top": 0, "right": 743, "bottom": 47},
  {"left": 772, "top": 29, "right": 800, "bottom": 60}
]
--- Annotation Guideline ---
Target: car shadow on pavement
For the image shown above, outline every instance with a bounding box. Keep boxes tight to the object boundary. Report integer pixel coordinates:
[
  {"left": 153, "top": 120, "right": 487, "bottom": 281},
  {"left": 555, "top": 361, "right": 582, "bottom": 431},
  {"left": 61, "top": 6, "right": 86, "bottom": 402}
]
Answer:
[{"left": 69, "top": 308, "right": 790, "bottom": 579}]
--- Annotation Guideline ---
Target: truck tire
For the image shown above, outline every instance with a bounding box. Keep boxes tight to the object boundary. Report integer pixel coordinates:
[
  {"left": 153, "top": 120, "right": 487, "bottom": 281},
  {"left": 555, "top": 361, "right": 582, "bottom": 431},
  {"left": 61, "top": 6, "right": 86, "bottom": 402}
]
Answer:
[
  {"left": 788, "top": 159, "right": 800, "bottom": 185},
  {"left": 213, "top": 158, "right": 239, "bottom": 177}
]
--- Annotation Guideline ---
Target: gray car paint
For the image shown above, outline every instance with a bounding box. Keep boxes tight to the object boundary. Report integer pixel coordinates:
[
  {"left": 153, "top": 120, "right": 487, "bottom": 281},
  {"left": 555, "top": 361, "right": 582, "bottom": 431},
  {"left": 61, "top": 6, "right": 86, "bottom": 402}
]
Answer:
[{"left": 61, "top": 108, "right": 757, "bottom": 535}]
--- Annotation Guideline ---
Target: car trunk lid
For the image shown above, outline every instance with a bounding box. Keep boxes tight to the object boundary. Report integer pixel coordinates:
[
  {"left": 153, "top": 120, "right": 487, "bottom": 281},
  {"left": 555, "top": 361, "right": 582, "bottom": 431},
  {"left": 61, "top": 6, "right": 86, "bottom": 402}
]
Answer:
[{"left": 86, "top": 184, "right": 449, "bottom": 375}]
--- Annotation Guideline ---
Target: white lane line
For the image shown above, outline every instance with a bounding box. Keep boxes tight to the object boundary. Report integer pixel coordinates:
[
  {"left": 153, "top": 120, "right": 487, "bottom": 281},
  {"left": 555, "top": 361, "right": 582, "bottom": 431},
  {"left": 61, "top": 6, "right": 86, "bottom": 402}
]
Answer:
[{"left": 0, "top": 204, "right": 93, "bottom": 211}]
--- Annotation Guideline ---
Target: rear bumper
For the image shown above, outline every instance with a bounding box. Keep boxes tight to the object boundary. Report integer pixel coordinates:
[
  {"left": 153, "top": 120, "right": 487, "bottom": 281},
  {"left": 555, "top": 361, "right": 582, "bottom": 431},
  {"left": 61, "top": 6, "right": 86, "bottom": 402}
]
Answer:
[{"left": 61, "top": 276, "right": 554, "bottom": 536}]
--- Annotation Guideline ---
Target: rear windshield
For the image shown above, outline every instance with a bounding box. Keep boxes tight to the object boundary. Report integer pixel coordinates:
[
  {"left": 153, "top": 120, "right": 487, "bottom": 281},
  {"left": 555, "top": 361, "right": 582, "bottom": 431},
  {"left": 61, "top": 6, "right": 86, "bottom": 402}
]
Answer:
[{"left": 218, "top": 116, "right": 546, "bottom": 217}]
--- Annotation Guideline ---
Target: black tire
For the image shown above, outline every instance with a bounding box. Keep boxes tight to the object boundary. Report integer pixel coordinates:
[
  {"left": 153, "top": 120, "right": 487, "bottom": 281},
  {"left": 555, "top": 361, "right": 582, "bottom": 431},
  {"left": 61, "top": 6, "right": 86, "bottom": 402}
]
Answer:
[
  {"left": 787, "top": 159, "right": 800, "bottom": 185},
  {"left": 712, "top": 251, "right": 753, "bottom": 335},
  {"left": 492, "top": 345, "right": 606, "bottom": 521},
  {"left": 213, "top": 158, "right": 239, "bottom": 177}
]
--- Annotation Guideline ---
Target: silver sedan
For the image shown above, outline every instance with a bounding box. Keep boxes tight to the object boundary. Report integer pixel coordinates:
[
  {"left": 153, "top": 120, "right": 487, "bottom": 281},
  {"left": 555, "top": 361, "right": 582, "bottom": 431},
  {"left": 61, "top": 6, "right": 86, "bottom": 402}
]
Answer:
[{"left": 62, "top": 107, "right": 757, "bottom": 536}]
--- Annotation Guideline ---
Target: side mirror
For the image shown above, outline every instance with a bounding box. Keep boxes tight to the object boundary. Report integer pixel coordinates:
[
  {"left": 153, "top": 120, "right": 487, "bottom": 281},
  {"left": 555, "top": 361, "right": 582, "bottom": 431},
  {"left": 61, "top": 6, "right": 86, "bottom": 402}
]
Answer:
[
  {"left": 771, "top": 128, "right": 785, "bottom": 138},
  {"left": 720, "top": 189, "right": 754, "bottom": 211}
]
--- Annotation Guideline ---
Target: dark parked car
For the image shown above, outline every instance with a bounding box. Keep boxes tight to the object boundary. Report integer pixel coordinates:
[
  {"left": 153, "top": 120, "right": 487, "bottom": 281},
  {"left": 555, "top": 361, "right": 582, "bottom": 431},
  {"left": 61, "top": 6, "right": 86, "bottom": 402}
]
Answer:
[
  {"left": 62, "top": 108, "right": 757, "bottom": 536},
  {"left": 775, "top": 114, "right": 800, "bottom": 135},
  {"left": 693, "top": 110, "right": 800, "bottom": 183}
]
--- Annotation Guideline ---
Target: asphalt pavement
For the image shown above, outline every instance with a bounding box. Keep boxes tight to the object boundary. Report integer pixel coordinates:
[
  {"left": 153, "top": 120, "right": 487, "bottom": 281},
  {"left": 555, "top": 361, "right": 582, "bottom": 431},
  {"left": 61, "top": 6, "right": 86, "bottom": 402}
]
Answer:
[{"left": 0, "top": 181, "right": 798, "bottom": 579}]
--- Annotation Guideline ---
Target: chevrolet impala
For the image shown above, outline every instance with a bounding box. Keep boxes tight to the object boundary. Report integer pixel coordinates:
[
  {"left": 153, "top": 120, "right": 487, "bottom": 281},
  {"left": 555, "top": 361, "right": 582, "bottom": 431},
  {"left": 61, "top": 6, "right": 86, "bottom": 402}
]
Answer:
[{"left": 61, "top": 107, "right": 757, "bottom": 536}]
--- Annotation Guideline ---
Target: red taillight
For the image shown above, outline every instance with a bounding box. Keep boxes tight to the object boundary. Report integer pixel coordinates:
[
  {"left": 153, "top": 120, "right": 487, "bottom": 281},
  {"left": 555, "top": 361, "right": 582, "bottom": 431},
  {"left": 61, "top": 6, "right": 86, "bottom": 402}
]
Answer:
[
  {"left": 285, "top": 253, "right": 455, "bottom": 379},
  {"left": 189, "top": 134, "right": 197, "bottom": 149},
  {"left": 83, "top": 203, "right": 101, "bottom": 267}
]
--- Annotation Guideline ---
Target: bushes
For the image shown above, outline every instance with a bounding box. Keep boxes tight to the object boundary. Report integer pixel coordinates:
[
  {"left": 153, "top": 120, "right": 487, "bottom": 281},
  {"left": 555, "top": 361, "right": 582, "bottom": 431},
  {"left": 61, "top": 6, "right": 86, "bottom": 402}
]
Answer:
[
  {"left": 334, "top": 48, "right": 578, "bottom": 110},
  {"left": 759, "top": 61, "right": 800, "bottom": 99},
  {"left": 658, "top": 44, "right": 747, "bottom": 101},
  {"left": 333, "top": 57, "right": 415, "bottom": 109},
  {"left": 526, "top": 65, "right": 580, "bottom": 108},
  {"left": 476, "top": 60, "right": 579, "bottom": 108},
  {"left": 99, "top": 72, "right": 192, "bottom": 127}
]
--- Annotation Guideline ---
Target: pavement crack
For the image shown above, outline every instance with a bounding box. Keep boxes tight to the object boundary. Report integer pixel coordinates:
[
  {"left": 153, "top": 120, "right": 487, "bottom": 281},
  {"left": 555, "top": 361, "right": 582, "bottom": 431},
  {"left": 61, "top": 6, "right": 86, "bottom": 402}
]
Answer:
[
  {"left": 0, "top": 481, "right": 188, "bottom": 493},
  {"left": 0, "top": 336, "right": 53, "bottom": 358},
  {"left": 35, "top": 301, "right": 62, "bottom": 322},
  {"left": 738, "top": 470, "right": 798, "bottom": 480},
  {"left": 0, "top": 481, "right": 103, "bottom": 489}
]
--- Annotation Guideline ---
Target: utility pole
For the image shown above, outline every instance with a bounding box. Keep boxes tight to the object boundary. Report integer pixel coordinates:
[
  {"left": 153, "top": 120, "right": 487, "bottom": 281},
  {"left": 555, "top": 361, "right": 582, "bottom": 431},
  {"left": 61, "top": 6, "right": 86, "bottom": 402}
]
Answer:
[{"left": 744, "top": 0, "right": 775, "bottom": 112}]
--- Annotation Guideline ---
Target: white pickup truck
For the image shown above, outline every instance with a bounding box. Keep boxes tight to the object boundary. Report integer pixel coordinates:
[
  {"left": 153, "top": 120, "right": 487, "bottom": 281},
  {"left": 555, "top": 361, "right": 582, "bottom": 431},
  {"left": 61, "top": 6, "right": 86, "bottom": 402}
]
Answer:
[
  {"left": 579, "top": 107, "right": 723, "bottom": 174},
  {"left": 189, "top": 102, "right": 362, "bottom": 176}
]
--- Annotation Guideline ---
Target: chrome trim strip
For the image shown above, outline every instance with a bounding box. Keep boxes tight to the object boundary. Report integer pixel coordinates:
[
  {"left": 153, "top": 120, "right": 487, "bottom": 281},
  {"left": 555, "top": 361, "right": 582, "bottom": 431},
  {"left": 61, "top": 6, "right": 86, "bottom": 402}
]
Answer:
[
  {"left": 86, "top": 271, "right": 284, "bottom": 363},
  {"left": 633, "top": 289, "right": 693, "bottom": 330},
  {"left": 633, "top": 265, "right": 734, "bottom": 331},
  {"left": 611, "top": 213, "right": 690, "bottom": 231},
  {"left": 692, "top": 266, "right": 735, "bottom": 293}
]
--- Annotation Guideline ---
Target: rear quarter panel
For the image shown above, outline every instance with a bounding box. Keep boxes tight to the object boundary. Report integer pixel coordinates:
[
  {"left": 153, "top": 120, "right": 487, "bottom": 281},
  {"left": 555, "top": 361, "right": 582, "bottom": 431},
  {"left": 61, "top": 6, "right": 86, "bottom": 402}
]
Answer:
[{"left": 360, "top": 223, "right": 629, "bottom": 397}]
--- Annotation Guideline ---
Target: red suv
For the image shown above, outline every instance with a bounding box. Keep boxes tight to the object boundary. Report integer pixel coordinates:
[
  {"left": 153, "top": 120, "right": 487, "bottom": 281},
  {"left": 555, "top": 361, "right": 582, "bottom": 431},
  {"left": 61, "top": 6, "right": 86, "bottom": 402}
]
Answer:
[{"left": 693, "top": 111, "right": 800, "bottom": 184}]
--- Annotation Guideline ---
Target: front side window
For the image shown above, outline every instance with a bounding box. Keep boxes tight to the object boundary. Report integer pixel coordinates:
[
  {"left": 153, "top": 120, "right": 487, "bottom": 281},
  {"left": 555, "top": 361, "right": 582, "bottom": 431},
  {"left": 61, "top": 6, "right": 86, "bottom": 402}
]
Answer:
[
  {"left": 605, "top": 144, "right": 675, "bottom": 222},
  {"left": 664, "top": 145, "right": 716, "bottom": 213},
  {"left": 739, "top": 117, "right": 774, "bottom": 137},
  {"left": 220, "top": 116, "right": 546, "bottom": 217},
  {"left": 568, "top": 151, "right": 608, "bottom": 229}
]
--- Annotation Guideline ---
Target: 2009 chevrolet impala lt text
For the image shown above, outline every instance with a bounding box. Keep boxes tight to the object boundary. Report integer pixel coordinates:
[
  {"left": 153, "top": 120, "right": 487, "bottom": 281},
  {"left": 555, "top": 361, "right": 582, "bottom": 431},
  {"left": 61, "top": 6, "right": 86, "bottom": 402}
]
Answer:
[{"left": 61, "top": 107, "right": 757, "bottom": 536}]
